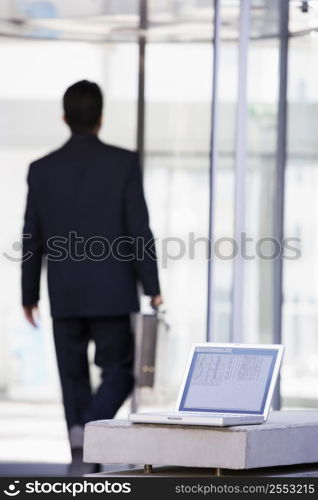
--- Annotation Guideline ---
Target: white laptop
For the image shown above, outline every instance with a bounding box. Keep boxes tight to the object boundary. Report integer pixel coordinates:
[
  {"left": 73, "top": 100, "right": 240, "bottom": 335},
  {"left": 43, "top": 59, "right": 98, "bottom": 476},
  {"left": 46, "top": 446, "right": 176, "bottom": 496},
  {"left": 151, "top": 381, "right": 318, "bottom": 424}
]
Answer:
[{"left": 129, "top": 343, "right": 284, "bottom": 427}]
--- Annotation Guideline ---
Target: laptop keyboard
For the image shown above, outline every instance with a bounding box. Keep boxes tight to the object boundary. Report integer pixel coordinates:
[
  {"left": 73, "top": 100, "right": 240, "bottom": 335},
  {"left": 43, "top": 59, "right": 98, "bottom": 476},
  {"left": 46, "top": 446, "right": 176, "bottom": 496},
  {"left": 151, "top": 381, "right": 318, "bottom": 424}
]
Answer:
[{"left": 170, "top": 412, "right": 255, "bottom": 418}]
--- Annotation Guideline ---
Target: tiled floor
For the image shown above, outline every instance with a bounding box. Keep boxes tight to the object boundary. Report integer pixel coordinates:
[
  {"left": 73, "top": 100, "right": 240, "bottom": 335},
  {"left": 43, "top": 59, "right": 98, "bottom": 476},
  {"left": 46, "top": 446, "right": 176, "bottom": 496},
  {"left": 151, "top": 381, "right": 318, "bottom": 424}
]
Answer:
[
  {"left": 0, "top": 401, "right": 69, "bottom": 464},
  {"left": 0, "top": 401, "right": 133, "bottom": 476}
]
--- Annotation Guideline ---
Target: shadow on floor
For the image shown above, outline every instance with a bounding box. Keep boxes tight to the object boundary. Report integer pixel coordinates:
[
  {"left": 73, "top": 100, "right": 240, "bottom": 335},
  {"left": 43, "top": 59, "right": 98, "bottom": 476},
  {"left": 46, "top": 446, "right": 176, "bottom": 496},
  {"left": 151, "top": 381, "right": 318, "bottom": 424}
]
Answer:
[
  {"left": 0, "top": 463, "right": 126, "bottom": 476},
  {"left": 2, "top": 462, "right": 318, "bottom": 477},
  {"left": 0, "top": 463, "right": 68, "bottom": 476}
]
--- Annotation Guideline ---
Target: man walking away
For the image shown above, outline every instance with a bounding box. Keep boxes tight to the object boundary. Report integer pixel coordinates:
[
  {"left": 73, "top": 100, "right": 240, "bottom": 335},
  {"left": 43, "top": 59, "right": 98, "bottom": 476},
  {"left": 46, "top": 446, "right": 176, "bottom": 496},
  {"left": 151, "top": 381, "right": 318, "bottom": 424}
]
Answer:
[{"left": 22, "top": 80, "right": 162, "bottom": 474}]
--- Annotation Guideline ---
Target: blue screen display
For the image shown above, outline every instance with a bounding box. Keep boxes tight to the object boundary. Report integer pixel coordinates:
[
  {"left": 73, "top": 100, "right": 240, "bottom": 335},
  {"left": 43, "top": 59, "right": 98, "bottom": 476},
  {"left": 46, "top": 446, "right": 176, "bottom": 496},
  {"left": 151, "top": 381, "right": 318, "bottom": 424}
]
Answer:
[{"left": 179, "top": 347, "right": 278, "bottom": 414}]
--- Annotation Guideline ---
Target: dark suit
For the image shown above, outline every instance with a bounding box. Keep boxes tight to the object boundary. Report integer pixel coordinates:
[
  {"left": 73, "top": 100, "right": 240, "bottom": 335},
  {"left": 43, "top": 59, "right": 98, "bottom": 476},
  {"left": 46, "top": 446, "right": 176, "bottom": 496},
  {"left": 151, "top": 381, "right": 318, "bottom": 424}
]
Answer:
[{"left": 22, "top": 133, "right": 160, "bottom": 428}]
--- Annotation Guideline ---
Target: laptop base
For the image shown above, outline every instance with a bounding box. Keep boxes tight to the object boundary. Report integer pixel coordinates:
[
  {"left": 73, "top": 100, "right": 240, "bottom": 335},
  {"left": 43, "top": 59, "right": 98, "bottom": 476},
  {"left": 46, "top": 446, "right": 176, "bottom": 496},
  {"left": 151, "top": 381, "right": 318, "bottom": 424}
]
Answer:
[{"left": 129, "top": 412, "right": 265, "bottom": 427}]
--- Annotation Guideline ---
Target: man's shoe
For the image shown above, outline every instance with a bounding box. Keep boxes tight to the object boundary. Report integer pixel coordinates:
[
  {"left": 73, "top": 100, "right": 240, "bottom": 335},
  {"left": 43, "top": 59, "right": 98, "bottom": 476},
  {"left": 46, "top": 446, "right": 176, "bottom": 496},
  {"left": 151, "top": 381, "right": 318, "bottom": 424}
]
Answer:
[
  {"left": 68, "top": 447, "right": 100, "bottom": 476},
  {"left": 69, "top": 425, "right": 84, "bottom": 449}
]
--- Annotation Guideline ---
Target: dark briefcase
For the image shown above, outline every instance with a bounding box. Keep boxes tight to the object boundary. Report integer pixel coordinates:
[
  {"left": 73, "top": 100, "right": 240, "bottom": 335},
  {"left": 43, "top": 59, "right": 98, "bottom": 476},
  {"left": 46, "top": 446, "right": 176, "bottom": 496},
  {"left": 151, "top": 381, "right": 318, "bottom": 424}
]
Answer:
[
  {"left": 133, "top": 312, "right": 159, "bottom": 388},
  {"left": 130, "top": 310, "right": 169, "bottom": 413}
]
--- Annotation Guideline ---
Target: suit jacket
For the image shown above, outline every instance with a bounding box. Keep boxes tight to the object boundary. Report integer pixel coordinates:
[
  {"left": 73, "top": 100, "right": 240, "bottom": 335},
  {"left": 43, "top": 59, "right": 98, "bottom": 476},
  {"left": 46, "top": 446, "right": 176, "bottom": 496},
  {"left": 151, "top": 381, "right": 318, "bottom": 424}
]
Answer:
[{"left": 22, "top": 133, "right": 160, "bottom": 318}]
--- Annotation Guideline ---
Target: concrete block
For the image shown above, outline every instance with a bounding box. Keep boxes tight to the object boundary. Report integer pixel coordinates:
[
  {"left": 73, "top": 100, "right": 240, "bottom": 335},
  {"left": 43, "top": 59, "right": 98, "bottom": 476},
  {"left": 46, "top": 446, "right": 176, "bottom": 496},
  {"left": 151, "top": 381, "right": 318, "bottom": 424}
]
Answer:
[{"left": 84, "top": 411, "right": 318, "bottom": 470}]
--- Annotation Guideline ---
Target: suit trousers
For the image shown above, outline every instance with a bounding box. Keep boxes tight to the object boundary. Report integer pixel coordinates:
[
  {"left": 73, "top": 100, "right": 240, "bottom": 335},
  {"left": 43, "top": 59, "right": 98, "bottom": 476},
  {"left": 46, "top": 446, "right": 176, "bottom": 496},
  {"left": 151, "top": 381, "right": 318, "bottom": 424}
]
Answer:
[{"left": 52, "top": 315, "right": 134, "bottom": 430}]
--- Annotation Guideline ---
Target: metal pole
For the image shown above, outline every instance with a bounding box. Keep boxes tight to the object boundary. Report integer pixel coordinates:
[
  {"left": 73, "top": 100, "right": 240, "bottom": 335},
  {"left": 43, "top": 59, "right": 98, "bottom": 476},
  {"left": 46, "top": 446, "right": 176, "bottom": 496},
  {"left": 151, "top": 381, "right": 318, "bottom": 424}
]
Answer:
[
  {"left": 207, "top": 0, "right": 221, "bottom": 341},
  {"left": 231, "top": 0, "right": 251, "bottom": 343},
  {"left": 136, "top": 0, "right": 147, "bottom": 172},
  {"left": 131, "top": 0, "right": 148, "bottom": 414},
  {"left": 272, "top": 0, "right": 289, "bottom": 410}
]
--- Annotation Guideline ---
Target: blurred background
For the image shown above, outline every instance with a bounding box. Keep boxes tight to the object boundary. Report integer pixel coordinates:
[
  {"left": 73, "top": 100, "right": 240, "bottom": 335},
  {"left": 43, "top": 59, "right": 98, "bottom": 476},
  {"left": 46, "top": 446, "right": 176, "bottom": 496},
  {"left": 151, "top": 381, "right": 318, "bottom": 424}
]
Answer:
[{"left": 0, "top": 0, "right": 318, "bottom": 474}]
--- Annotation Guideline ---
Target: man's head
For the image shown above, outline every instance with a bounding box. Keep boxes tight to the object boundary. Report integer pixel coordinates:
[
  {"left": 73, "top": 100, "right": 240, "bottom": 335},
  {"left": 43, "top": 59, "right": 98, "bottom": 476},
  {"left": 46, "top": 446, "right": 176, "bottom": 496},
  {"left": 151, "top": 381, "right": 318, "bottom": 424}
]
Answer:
[{"left": 63, "top": 80, "right": 103, "bottom": 134}]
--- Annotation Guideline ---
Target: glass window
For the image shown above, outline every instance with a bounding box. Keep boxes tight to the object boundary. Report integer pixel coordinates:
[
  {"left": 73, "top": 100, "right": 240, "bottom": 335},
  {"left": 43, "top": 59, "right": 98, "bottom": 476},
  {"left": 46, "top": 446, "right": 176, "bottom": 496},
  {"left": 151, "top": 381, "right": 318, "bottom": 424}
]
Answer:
[
  {"left": 243, "top": 37, "right": 280, "bottom": 344},
  {"left": 289, "top": 0, "right": 318, "bottom": 34},
  {"left": 283, "top": 33, "right": 318, "bottom": 407},
  {"left": 143, "top": 42, "right": 212, "bottom": 404},
  {"left": 0, "top": 0, "right": 140, "bottom": 42}
]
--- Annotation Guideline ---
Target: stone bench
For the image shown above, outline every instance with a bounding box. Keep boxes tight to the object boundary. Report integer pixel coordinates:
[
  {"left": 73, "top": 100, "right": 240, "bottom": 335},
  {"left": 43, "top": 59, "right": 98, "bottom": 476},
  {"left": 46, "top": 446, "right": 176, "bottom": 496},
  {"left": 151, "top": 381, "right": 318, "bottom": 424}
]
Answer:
[{"left": 83, "top": 410, "right": 318, "bottom": 473}]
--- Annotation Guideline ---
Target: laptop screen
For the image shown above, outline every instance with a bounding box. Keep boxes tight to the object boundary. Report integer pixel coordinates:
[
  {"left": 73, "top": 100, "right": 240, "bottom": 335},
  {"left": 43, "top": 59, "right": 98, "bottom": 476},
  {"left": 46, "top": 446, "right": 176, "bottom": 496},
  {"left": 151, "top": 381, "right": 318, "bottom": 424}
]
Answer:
[{"left": 179, "top": 346, "right": 278, "bottom": 414}]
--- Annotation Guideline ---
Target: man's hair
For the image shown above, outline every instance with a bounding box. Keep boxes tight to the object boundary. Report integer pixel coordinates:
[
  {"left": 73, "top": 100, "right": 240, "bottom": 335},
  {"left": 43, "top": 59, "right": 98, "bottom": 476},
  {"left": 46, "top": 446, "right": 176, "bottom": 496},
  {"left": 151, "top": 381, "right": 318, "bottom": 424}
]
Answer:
[{"left": 63, "top": 80, "right": 103, "bottom": 133}]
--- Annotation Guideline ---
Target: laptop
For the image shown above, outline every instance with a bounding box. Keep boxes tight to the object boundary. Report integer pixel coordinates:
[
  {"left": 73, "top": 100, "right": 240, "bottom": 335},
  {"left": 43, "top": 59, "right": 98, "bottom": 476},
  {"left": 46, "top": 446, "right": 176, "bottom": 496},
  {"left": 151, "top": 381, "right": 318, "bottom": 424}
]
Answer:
[{"left": 129, "top": 343, "right": 284, "bottom": 426}]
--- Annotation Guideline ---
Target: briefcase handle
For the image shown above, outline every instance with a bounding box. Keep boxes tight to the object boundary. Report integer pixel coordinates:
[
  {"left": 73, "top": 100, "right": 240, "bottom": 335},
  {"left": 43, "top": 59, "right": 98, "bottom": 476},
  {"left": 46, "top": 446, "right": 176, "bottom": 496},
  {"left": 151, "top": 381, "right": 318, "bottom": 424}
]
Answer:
[{"left": 151, "top": 306, "right": 170, "bottom": 331}]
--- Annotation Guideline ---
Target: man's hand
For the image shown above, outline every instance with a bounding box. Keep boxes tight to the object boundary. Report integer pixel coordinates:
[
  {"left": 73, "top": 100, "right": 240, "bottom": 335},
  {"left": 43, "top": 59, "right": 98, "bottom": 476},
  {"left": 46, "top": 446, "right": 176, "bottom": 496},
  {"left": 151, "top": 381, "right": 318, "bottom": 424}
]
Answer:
[
  {"left": 150, "top": 295, "right": 163, "bottom": 310},
  {"left": 23, "top": 304, "right": 38, "bottom": 327}
]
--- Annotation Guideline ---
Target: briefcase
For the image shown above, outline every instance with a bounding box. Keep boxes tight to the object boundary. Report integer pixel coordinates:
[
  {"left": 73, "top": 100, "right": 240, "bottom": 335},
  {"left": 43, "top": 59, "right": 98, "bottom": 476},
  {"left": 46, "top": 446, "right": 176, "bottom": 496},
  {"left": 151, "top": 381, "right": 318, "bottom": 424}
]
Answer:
[
  {"left": 133, "top": 312, "right": 158, "bottom": 388},
  {"left": 130, "top": 310, "right": 169, "bottom": 413}
]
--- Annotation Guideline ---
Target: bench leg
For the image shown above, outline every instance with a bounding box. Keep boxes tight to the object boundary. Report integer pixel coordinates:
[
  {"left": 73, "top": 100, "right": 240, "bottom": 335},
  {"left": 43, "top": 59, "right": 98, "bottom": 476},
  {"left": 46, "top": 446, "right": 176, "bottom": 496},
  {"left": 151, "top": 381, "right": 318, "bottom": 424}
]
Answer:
[{"left": 144, "top": 464, "right": 153, "bottom": 474}]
